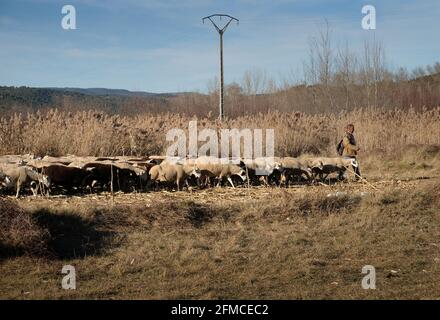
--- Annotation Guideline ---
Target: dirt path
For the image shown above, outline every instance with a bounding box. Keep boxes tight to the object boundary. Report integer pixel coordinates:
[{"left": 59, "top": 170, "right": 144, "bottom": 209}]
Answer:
[{"left": 8, "top": 175, "right": 438, "bottom": 210}]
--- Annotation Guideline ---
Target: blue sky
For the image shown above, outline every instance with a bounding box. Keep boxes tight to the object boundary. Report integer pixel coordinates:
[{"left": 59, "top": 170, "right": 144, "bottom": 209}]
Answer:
[{"left": 1, "top": 0, "right": 439, "bottom": 93}]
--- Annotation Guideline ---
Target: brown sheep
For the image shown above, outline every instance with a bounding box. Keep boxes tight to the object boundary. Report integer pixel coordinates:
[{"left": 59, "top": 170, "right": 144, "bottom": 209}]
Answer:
[{"left": 41, "top": 164, "right": 95, "bottom": 193}]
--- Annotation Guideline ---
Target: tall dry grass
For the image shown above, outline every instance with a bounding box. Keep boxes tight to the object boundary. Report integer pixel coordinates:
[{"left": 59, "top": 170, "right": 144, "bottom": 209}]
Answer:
[{"left": 0, "top": 107, "right": 439, "bottom": 159}]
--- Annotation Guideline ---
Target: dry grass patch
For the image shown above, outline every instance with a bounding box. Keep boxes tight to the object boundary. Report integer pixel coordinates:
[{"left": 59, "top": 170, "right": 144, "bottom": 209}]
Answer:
[
  {"left": 0, "top": 179, "right": 439, "bottom": 299},
  {"left": 0, "top": 198, "right": 49, "bottom": 258}
]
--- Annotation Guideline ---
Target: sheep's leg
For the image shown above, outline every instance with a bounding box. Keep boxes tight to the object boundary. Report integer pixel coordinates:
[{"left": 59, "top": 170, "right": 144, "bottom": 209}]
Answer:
[
  {"left": 261, "top": 176, "right": 268, "bottom": 187},
  {"left": 280, "top": 174, "right": 285, "bottom": 187},
  {"left": 81, "top": 175, "right": 92, "bottom": 194},
  {"left": 216, "top": 176, "right": 222, "bottom": 188},
  {"left": 15, "top": 181, "right": 20, "bottom": 198},
  {"left": 338, "top": 170, "right": 345, "bottom": 181},
  {"left": 176, "top": 179, "right": 180, "bottom": 192},
  {"left": 285, "top": 173, "right": 291, "bottom": 187},
  {"left": 227, "top": 177, "right": 235, "bottom": 188},
  {"left": 197, "top": 176, "right": 203, "bottom": 188},
  {"left": 200, "top": 175, "right": 210, "bottom": 188},
  {"left": 91, "top": 180, "right": 98, "bottom": 193},
  {"left": 303, "top": 172, "right": 312, "bottom": 184},
  {"left": 206, "top": 176, "right": 210, "bottom": 187},
  {"left": 280, "top": 173, "right": 286, "bottom": 188},
  {"left": 276, "top": 174, "right": 282, "bottom": 188}
]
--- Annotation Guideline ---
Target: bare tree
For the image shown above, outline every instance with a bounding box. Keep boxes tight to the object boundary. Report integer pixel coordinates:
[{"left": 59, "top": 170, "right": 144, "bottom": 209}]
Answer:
[
  {"left": 434, "top": 62, "right": 440, "bottom": 74},
  {"left": 411, "top": 66, "right": 426, "bottom": 79},
  {"left": 335, "top": 41, "right": 358, "bottom": 109},
  {"left": 241, "top": 69, "right": 268, "bottom": 95},
  {"left": 303, "top": 22, "right": 335, "bottom": 111}
]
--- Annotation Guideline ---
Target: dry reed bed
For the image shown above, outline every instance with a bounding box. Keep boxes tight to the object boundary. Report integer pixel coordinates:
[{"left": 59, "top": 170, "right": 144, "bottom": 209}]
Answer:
[{"left": 0, "top": 107, "right": 439, "bottom": 158}]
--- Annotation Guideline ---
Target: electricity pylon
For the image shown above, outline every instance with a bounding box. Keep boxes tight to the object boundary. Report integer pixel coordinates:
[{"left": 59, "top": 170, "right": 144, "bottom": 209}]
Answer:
[{"left": 203, "top": 14, "right": 239, "bottom": 121}]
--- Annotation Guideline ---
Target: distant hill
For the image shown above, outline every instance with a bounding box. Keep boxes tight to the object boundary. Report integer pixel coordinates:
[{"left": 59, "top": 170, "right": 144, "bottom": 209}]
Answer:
[
  {"left": 47, "top": 87, "right": 186, "bottom": 98},
  {"left": 1, "top": 72, "right": 439, "bottom": 117},
  {"left": 0, "top": 86, "right": 200, "bottom": 115},
  {"left": 408, "top": 72, "right": 440, "bottom": 85}
]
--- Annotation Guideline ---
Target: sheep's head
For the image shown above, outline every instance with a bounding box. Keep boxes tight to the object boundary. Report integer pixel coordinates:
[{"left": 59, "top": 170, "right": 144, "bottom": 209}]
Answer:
[
  {"left": 1, "top": 176, "right": 11, "bottom": 187},
  {"left": 237, "top": 169, "right": 247, "bottom": 181},
  {"left": 302, "top": 165, "right": 313, "bottom": 175},
  {"left": 273, "top": 161, "right": 282, "bottom": 171},
  {"left": 310, "top": 159, "right": 324, "bottom": 171},
  {"left": 40, "top": 174, "right": 50, "bottom": 187},
  {"left": 190, "top": 166, "right": 202, "bottom": 179},
  {"left": 30, "top": 181, "right": 38, "bottom": 191},
  {"left": 254, "top": 158, "right": 281, "bottom": 176}
]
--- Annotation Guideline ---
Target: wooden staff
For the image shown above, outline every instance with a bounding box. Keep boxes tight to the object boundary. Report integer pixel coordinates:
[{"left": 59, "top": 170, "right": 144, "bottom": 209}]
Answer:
[{"left": 349, "top": 164, "right": 378, "bottom": 190}]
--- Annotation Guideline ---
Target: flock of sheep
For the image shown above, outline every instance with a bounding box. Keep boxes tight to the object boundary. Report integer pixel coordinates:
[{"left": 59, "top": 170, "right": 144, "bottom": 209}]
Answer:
[{"left": 0, "top": 154, "right": 359, "bottom": 197}]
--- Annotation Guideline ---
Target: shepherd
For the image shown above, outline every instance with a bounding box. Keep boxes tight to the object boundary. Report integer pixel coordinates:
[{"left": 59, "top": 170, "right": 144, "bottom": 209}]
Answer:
[{"left": 337, "top": 123, "right": 361, "bottom": 181}]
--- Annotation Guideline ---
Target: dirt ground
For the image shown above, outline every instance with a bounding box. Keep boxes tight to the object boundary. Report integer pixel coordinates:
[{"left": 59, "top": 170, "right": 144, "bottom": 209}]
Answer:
[{"left": 1, "top": 165, "right": 440, "bottom": 299}]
